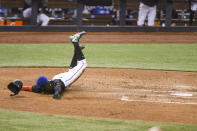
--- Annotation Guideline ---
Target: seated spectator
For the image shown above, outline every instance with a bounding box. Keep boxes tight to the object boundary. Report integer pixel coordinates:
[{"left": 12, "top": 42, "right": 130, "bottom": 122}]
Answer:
[
  {"left": 23, "top": 0, "right": 50, "bottom": 26},
  {"left": 137, "top": 0, "right": 160, "bottom": 26}
]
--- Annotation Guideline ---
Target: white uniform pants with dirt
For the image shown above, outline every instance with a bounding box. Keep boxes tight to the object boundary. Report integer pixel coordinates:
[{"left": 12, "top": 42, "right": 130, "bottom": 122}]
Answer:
[
  {"left": 23, "top": 7, "right": 50, "bottom": 26},
  {"left": 52, "top": 59, "right": 87, "bottom": 87},
  {"left": 137, "top": 2, "right": 156, "bottom": 26}
]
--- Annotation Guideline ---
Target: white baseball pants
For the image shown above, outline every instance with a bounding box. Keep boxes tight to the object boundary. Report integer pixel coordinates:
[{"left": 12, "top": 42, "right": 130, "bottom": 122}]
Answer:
[
  {"left": 23, "top": 7, "right": 50, "bottom": 26},
  {"left": 52, "top": 59, "right": 87, "bottom": 87},
  {"left": 191, "top": 2, "right": 197, "bottom": 11},
  {"left": 137, "top": 2, "right": 156, "bottom": 26}
]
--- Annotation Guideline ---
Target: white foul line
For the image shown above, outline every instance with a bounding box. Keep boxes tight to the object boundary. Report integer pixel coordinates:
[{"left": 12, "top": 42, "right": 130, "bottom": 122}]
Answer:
[{"left": 120, "top": 96, "right": 197, "bottom": 105}]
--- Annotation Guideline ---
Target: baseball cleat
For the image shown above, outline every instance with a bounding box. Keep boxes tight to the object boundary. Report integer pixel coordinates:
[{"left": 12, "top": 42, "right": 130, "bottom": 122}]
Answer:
[{"left": 69, "top": 31, "right": 86, "bottom": 43}]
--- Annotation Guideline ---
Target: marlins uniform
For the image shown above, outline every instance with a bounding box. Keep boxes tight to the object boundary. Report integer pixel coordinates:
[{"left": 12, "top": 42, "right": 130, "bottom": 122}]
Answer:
[
  {"left": 137, "top": 0, "right": 159, "bottom": 26},
  {"left": 21, "top": 31, "right": 87, "bottom": 99}
]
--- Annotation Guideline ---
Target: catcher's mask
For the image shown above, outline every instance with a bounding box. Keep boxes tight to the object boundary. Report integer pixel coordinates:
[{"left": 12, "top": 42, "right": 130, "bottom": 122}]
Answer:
[
  {"left": 7, "top": 79, "right": 23, "bottom": 96},
  {"left": 36, "top": 76, "right": 48, "bottom": 89}
]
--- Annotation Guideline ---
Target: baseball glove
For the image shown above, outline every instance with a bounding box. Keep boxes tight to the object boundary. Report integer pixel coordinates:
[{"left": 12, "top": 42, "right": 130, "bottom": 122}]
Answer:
[{"left": 7, "top": 79, "right": 23, "bottom": 96}]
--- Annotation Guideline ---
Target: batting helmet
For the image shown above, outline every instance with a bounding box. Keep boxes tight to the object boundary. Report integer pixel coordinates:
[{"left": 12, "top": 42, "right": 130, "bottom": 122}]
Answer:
[{"left": 36, "top": 76, "right": 48, "bottom": 88}]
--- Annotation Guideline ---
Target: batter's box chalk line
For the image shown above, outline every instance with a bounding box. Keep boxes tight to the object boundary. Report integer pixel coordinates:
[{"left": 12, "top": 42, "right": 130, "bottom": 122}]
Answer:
[{"left": 120, "top": 95, "right": 197, "bottom": 105}]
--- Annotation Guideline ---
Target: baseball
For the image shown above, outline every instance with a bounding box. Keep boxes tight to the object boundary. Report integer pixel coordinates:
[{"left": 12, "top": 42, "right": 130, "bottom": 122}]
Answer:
[{"left": 148, "top": 126, "right": 161, "bottom": 131}]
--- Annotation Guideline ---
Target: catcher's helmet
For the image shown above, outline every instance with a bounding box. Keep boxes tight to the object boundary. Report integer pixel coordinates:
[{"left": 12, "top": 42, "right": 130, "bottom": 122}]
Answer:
[
  {"left": 36, "top": 76, "right": 48, "bottom": 88},
  {"left": 7, "top": 79, "right": 23, "bottom": 96}
]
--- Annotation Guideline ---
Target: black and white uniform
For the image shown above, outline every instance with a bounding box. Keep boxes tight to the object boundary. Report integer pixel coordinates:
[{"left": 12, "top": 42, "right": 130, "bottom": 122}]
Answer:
[{"left": 32, "top": 40, "right": 87, "bottom": 99}]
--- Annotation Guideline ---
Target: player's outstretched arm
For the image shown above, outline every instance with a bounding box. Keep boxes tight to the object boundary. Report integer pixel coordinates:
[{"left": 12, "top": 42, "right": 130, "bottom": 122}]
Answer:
[{"left": 22, "top": 85, "right": 42, "bottom": 93}]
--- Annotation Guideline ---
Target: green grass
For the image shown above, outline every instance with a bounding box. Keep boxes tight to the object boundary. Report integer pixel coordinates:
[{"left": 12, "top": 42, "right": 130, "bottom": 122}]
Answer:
[
  {"left": 0, "top": 44, "right": 73, "bottom": 67},
  {"left": 1, "top": 43, "right": 197, "bottom": 130},
  {"left": 0, "top": 43, "right": 197, "bottom": 71},
  {"left": 87, "top": 43, "right": 197, "bottom": 71},
  {"left": 0, "top": 109, "right": 197, "bottom": 131}
]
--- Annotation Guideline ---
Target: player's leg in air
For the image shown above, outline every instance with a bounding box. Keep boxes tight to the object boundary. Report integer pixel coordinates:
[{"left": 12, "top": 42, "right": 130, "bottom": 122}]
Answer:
[
  {"left": 69, "top": 33, "right": 86, "bottom": 70},
  {"left": 52, "top": 31, "right": 87, "bottom": 87}
]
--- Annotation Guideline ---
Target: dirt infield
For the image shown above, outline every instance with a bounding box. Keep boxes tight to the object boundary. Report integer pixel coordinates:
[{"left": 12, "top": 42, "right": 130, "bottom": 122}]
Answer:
[
  {"left": 0, "top": 32, "right": 197, "bottom": 43},
  {"left": 0, "top": 32, "right": 197, "bottom": 124}
]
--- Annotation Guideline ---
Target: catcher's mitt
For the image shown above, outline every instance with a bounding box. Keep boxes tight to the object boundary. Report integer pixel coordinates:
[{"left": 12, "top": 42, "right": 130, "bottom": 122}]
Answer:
[{"left": 7, "top": 79, "right": 23, "bottom": 96}]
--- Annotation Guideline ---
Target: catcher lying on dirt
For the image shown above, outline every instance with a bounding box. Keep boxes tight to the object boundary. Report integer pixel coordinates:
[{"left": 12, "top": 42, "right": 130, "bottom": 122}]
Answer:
[{"left": 7, "top": 31, "right": 87, "bottom": 99}]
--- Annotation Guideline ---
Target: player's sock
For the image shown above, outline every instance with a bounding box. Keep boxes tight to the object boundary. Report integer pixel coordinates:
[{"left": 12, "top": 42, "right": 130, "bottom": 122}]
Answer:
[
  {"left": 73, "top": 42, "right": 85, "bottom": 61},
  {"left": 69, "top": 50, "right": 78, "bottom": 69}
]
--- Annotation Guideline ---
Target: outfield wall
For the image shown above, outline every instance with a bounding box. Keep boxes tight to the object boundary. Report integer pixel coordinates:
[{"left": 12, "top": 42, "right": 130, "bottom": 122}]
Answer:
[{"left": 1, "top": 25, "right": 197, "bottom": 32}]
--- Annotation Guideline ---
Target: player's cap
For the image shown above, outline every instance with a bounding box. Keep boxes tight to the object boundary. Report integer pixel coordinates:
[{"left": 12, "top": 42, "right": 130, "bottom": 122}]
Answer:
[{"left": 36, "top": 76, "right": 48, "bottom": 88}]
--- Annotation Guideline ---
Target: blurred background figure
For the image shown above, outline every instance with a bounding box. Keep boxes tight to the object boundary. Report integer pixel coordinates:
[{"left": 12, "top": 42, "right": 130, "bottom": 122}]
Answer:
[
  {"left": 137, "top": 0, "right": 160, "bottom": 26},
  {"left": 23, "top": 0, "right": 50, "bottom": 26},
  {"left": 189, "top": 0, "right": 197, "bottom": 26},
  {"left": 191, "top": 0, "right": 197, "bottom": 11}
]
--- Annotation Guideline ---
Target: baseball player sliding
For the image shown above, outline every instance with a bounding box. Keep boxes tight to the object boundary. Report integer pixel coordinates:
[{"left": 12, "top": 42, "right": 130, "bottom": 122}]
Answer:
[{"left": 7, "top": 31, "right": 87, "bottom": 99}]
